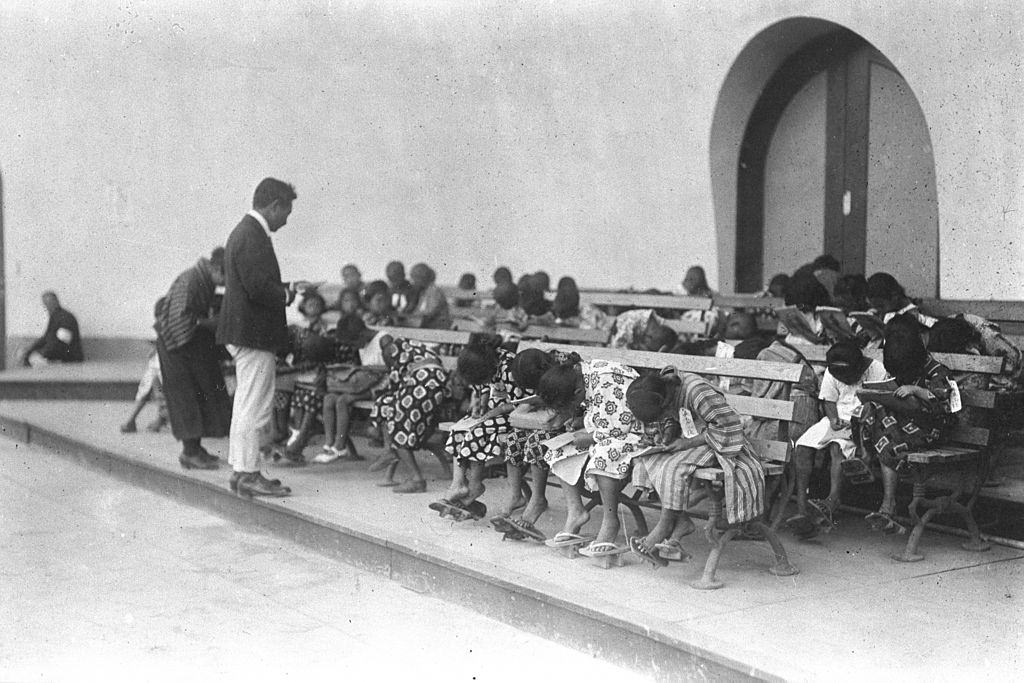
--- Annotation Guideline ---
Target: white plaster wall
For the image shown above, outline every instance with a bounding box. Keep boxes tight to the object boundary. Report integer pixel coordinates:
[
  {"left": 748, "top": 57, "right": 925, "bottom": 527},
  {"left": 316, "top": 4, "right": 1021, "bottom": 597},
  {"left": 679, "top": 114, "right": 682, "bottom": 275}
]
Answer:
[{"left": 0, "top": 0, "right": 1021, "bottom": 339}]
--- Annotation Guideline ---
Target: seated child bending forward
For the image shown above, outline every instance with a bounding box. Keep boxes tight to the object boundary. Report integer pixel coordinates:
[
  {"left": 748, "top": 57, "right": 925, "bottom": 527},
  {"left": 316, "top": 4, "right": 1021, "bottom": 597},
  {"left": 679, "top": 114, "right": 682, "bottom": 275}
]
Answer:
[
  {"left": 788, "top": 341, "right": 888, "bottom": 538},
  {"left": 434, "top": 339, "right": 525, "bottom": 519},
  {"left": 852, "top": 315, "right": 957, "bottom": 534},
  {"left": 536, "top": 356, "right": 647, "bottom": 556},
  {"left": 626, "top": 369, "right": 765, "bottom": 563}
]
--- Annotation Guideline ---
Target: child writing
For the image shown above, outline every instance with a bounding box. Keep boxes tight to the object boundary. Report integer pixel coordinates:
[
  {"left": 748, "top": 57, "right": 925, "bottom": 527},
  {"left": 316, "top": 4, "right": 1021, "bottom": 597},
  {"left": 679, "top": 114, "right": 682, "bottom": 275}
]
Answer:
[
  {"left": 787, "top": 341, "right": 888, "bottom": 538},
  {"left": 431, "top": 337, "right": 525, "bottom": 520},
  {"left": 852, "top": 315, "right": 957, "bottom": 534}
]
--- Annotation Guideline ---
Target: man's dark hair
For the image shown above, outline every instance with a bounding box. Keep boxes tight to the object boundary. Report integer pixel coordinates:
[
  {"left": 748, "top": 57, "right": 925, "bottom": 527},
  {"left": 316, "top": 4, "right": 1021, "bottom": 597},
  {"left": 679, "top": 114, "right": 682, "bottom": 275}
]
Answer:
[
  {"left": 210, "top": 247, "right": 225, "bottom": 269},
  {"left": 252, "top": 178, "right": 297, "bottom": 209}
]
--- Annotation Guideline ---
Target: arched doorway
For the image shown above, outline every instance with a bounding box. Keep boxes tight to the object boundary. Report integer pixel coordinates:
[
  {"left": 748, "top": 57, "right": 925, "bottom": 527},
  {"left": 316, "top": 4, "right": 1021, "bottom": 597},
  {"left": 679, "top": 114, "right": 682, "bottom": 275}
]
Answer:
[{"left": 711, "top": 19, "right": 939, "bottom": 296}]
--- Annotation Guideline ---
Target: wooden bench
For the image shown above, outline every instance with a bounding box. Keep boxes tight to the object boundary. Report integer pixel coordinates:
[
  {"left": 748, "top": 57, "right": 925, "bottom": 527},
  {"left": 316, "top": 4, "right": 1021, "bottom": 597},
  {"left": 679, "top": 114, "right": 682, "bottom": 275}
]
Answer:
[
  {"left": 519, "top": 325, "right": 611, "bottom": 346},
  {"left": 579, "top": 291, "right": 712, "bottom": 315},
  {"left": 919, "top": 299, "right": 1024, "bottom": 338},
  {"left": 516, "top": 341, "right": 802, "bottom": 586},
  {"left": 765, "top": 343, "right": 1006, "bottom": 562}
]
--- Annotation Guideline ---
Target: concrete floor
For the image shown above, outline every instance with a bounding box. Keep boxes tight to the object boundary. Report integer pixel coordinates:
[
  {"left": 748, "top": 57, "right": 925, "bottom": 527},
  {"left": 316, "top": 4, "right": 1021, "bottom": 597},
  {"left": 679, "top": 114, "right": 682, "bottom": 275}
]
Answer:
[
  {"left": 0, "top": 436, "right": 643, "bottom": 682},
  {"left": 1, "top": 399, "right": 1023, "bottom": 680}
]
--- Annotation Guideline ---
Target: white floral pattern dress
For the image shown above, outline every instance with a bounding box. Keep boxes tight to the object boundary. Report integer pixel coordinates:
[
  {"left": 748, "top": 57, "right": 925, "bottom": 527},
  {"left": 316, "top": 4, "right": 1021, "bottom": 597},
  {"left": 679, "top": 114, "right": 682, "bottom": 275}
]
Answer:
[{"left": 543, "top": 359, "right": 644, "bottom": 488}]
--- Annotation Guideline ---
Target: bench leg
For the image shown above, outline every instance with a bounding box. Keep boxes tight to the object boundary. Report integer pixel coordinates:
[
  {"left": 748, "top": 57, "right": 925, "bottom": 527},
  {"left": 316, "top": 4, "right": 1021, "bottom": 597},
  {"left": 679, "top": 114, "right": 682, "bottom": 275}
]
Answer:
[
  {"left": 895, "top": 470, "right": 991, "bottom": 562},
  {"left": 691, "top": 488, "right": 736, "bottom": 590},
  {"left": 953, "top": 497, "right": 991, "bottom": 552},
  {"left": 767, "top": 466, "right": 794, "bottom": 532},
  {"left": 748, "top": 520, "right": 798, "bottom": 577},
  {"left": 618, "top": 493, "right": 649, "bottom": 538}
]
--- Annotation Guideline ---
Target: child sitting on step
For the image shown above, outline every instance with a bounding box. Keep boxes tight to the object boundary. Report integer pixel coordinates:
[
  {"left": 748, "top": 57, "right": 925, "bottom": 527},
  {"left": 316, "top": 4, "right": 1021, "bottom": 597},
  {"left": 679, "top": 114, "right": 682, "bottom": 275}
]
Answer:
[{"left": 788, "top": 341, "right": 889, "bottom": 538}]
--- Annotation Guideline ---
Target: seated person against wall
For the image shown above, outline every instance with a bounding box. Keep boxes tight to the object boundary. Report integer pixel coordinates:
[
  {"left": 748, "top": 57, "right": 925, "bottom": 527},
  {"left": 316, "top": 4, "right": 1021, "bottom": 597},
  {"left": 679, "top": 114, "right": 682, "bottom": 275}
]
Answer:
[
  {"left": 764, "top": 273, "right": 790, "bottom": 299},
  {"left": 403, "top": 263, "right": 451, "bottom": 329},
  {"left": 492, "top": 266, "right": 513, "bottom": 288},
  {"left": 481, "top": 281, "right": 529, "bottom": 333},
  {"left": 453, "top": 272, "right": 478, "bottom": 308},
  {"left": 518, "top": 274, "right": 551, "bottom": 318},
  {"left": 777, "top": 270, "right": 832, "bottom": 345},
  {"left": 362, "top": 280, "right": 398, "bottom": 327},
  {"left": 866, "top": 272, "right": 937, "bottom": 328},
  {"left": 811, "top": 254, "right": 841, "bottom": 300},
  {"left": 386, "top": 260, "right": 418, "bottom": 315},
  {"left": 788, "top": 341, "right": 889, "bottom": 539},
  {"left": 20, "top": 291, "right": 84, "bottom": 366},
  {"left": 678, "top": 265, "right": 719, "bottom": 331},
  {"left": 679, "top": 265, "right": 715, "bottom": 298},
  {"left": 340, "top": 263, "right": 365, "bottom": 299}
]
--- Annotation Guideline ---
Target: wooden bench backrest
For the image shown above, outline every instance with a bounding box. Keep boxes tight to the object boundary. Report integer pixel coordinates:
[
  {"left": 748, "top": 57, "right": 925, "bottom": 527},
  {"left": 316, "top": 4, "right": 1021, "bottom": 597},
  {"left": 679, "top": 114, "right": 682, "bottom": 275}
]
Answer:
[
  {"left": 516, "top": 340, "right": 805, "bottom": 383},
  {"left": 440, "top": 286, "right": 492, "bottom": 306},
  {"left": 515, "top": 341, "right": 799, "bottom": 456},
  {"left": 919, "top": 298, "right": 1024, "bottom": 336},
  {"left": 663, "top": 318, "right": 712, "bottom": 336},
  {"left": 791, "top": 344, "right": 1004, "bottom": 411},
  {"left": 712, "top": 294, "right": 785, "bottom": 310},
  {"left": 579, "top": 291, "right": 712, "bottom": 312},
  {"left": 780, "top": 344, "right": 997, "bottom": 448},
  {"left": 519, "top": 326, "right": 611, "bottom": 346}
]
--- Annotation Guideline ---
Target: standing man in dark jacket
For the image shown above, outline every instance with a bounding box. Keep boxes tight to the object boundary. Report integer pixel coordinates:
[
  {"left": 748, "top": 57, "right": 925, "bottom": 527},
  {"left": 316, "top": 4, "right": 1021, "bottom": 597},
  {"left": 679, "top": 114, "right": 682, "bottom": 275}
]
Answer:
[
  {"left": 217, "top": 178, "right": 308, "bottom": 497},
  {"left": 154, "top": 247, "right": 233, "bottom": 471},
  {"left": 20, "top": 292, "right": 84, "bottom": 366}
]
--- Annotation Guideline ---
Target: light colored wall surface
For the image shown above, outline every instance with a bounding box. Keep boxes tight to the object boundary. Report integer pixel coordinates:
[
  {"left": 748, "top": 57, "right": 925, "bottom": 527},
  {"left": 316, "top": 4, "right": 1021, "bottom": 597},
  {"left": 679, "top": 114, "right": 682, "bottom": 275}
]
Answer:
[
  {"left": 1, "top": 1, "right": 1021, "bottom": 339},
  {"left": 866, "top": 61, "right": 939, "bottom": 299},
  {"left": 762, "top": 71, "right": 826, "bottom": 281}
]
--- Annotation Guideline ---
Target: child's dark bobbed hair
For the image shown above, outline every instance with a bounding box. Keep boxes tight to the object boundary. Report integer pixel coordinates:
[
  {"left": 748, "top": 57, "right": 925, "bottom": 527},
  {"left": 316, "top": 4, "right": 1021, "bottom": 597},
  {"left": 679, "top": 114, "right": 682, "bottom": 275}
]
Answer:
[
  {"left": 511, "top": 348, "right": 557, "bottom": 392},
  {"left": 625, "top": 372, "right": 670, "bottom": 424},
  {"left": 883, "top": 314, "right": 928, "bottom": 383},
  {"left": 536, "top": 352, "right": 582, "bottom": 408},
  {"left": 866, "top": 272, "right": 906, "bottom": 301},
  {"left": 927, "top": 316, "right": 980, "bottom": 354},
  {"left": 456, "top": 334, "right": 503, "bottom": 385},
  {"left": 785, "top": 270, "right": 831, "bottom": 310},
  {"left": 493, "top": 282, "right": 519, "bottom": 310}
]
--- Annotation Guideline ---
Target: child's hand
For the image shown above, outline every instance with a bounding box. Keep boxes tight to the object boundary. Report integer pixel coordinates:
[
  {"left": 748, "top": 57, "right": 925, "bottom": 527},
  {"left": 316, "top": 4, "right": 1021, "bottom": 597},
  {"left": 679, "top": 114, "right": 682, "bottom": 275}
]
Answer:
[
  {"left": 830, "top": 418, "right": 849, "bottom": 431},
  {"left": 573, "top": 432, "right": 595, "bottom": 449}
]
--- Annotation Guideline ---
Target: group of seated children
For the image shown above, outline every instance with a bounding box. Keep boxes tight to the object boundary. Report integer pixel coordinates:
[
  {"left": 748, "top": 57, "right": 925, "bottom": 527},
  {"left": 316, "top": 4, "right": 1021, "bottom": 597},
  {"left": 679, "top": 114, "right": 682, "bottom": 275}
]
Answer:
[{"left": 140, "top": 254, "right": 1018, "bottom": 563}]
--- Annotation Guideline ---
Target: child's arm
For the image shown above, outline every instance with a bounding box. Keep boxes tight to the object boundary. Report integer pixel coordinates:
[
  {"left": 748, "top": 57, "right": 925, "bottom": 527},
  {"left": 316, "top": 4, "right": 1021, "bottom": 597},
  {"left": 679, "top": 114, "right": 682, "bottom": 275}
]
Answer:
[{"left": 823, "top": 401, "right": 846, "bottom": 430}]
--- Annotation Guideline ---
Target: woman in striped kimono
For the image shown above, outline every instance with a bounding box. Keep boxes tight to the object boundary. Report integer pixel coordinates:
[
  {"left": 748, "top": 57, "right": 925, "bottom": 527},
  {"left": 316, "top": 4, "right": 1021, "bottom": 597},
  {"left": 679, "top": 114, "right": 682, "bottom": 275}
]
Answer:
[{"left": 626, "top": 368, "right": 766, "bottom": 561}]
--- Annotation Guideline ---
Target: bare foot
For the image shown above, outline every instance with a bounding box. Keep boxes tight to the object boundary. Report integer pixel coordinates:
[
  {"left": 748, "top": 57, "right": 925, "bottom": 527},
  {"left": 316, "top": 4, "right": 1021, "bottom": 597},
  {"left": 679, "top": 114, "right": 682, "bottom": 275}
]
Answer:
[
  {"left": 560, "top": 510, "right": 590, "bottom": 537},
  {"left": 520, "top": 497, "right": 549, "bottom": 525},
  {"left": 672, "top": 516, "right": 696, "bottom": 540},
  {"left": 444, "top": 482, "right": 471, "bottom": 503},
  {"left": 497, "top": 493, "right": 529, "bottom": 518}
]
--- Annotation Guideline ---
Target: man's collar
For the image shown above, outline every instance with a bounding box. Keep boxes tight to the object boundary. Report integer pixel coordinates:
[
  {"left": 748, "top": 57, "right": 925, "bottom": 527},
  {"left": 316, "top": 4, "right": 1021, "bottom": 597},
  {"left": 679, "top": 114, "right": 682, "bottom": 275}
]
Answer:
[{"left": 247, "top": 209, "right": 272, "bottom": 237}]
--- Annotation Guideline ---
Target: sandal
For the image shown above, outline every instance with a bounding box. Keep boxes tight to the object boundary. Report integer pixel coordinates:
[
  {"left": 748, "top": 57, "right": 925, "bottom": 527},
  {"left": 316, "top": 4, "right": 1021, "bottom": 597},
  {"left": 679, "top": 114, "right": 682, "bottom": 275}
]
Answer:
[
  {"left": 865, "top": 511, "right": 907, "bottom": 535},
  {"left": 654, "top": 539, "right": 691, "bottom": 562},
  {"left": 579, "top": 541, "right": 628, "bottom": 558},
  {"left": 628, "top": 536, "right": 668, "bottom": 568},
  {"left": 506, "top": 517, "right": 546, "bottom": 542},
  {"left": 807, "top": 499, "right": 836, "bottom": 532},
  {"left": 786, "top": 514, "right": 819, "bottom": 540}
]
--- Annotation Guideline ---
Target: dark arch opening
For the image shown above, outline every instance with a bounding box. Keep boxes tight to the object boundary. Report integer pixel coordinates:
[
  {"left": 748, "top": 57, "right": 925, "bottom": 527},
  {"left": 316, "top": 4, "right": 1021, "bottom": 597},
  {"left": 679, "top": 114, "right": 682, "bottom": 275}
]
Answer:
[{"left": 734, "top": 28, "right": 871, "bottom": 291}]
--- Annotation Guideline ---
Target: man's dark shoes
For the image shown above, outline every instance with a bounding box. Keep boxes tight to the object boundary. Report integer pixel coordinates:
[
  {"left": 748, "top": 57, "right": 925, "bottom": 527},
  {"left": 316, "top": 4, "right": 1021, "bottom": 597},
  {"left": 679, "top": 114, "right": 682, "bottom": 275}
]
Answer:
[
  {"left": 236, "top": 472, "right": 292, "bottom": 498},
  {"left": 179, "top": 452, "right": 219, "bottom": 470}
]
